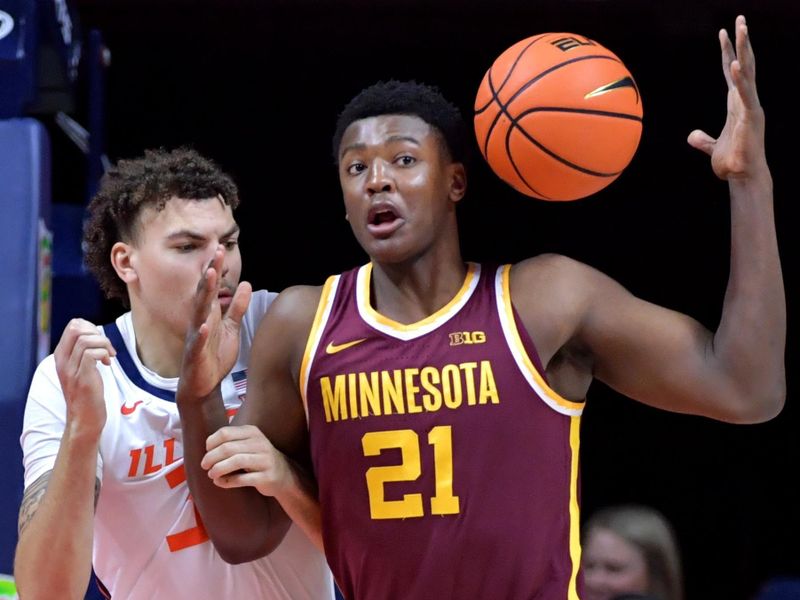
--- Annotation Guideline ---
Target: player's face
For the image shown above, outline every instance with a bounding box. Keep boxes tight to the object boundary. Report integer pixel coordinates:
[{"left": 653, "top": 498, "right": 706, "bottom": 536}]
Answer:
[
  {"left": 581, "top": 526, "right": 650, "bottom": 600},
  {"left": 338, "top": 114, "right": 465, "bottom": 264},
  {"left": 126, "top": 196, "right": 241, "bottom": 337}
]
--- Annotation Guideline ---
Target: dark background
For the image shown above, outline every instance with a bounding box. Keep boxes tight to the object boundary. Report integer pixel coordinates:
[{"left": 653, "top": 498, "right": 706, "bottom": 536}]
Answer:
[{"left": 59, "top": 1, "right": 798, "bottom": 598}]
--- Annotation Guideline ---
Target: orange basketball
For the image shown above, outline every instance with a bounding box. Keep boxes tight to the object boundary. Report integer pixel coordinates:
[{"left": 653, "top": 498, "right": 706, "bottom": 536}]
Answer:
[{"left": 474, "top": 33, "right": 643, "bottom": 201}]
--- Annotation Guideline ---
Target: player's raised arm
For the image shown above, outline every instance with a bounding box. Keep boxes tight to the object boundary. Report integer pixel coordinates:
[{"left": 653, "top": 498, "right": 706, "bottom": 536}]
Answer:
[
  {"left": 514, "top": 16, "right": 784, "bottom": 423},
  {"left": 176, "top": 247, "right": 293, "bottom": 561},
  {"left": 14, "top": 320, "right": 114, "bottom": 599},
  {"left": 202, "top": 285, "right": 325, "bottom": 554}
]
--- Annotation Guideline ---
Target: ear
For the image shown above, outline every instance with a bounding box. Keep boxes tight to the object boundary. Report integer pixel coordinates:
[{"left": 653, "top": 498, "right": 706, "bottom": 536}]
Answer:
[
  {"left": 448, "top": 163, "right": 467, "bottom": 203},
  {"left": 110, "top": 241, "right": 138, "bottom": 285}
]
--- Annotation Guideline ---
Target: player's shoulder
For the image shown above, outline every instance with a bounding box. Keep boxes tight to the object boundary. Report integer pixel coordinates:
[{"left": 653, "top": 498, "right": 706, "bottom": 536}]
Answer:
[
  {"left": 254, "top": 284, "right": 327, "bottom": 338},
  {"left": 273, "top": 284, "right": 326, "bottom": 315},
  {"left": 245, "top": 288, "right": 279, "bottom": 322},
  {"left": 509, "top": 253, "right": 618, "bottom": 318},
  {"left": 250, "top": 284, "right": 328, "bottom": 362},
  {"left": 510, "top": 253, "right": 599, "bottom": 287}
]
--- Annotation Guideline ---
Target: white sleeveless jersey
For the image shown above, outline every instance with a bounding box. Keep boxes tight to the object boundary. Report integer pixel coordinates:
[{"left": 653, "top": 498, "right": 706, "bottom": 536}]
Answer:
[{"left": 21, "top": 290, "right": 334, "bottom": 600}]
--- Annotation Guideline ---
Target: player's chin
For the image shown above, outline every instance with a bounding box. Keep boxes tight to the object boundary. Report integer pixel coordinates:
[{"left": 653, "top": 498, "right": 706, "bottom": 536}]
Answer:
[{"left": 362, "top": 237, "right": 417, "bottom": 265}]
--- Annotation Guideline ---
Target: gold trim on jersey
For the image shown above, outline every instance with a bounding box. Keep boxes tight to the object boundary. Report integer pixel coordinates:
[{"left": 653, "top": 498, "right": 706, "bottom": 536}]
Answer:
[
  {"left": 567, "top": 416, "right": 582, "bottom": 600},
  {"left": 494, "top": 264, "right": 584, "bottom": 416},
  {"left": 356, "top": 262, "right": 481, "bottom": 340},
  {"left": 299, "top": 275, "right": 340, "bottom": 421}
]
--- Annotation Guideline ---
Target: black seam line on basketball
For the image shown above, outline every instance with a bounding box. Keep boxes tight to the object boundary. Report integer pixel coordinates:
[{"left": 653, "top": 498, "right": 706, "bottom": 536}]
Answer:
[
  {"left": 481, "top": 54, "right": 620, "bottom": 163},
  {"left": 504, "top": 123, "right": 553, "bottom": 199},
  {"left": 518, "top": 106, "right": 642, "bottom": 122},
  {"left": 483, "top": 69, "right": 501, "bottom": 157},
  {"left": 507, "top": 115, "right": 622, "bottom": 178},
  {"left": 475, "top": 35, "right": 546, "bottom": 116}
]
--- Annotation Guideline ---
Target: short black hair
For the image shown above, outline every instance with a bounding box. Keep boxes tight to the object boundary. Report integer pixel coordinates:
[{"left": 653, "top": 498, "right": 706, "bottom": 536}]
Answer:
[
  {"left": 84, "top": 147, "right": 239, "bottom": 306},
  {"left": 332, "top": 80, "right": 469, "bottom": 166}
]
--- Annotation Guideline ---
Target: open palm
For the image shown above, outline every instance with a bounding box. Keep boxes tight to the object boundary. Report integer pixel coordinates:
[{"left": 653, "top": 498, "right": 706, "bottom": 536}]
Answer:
[
  {"left": 687, "top": 16, "right": 767, "bottom": 180},
  {"left": 181, "top": 248, "right": 252, "bottom": 399}
]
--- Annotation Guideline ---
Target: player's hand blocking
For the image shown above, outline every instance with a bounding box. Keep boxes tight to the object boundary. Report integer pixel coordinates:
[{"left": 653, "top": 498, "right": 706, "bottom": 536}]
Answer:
[
  {"left": 202, "top": 425, "right": 294, "bottom": 498},
  {"left": 54, "top": 318, "right": 116, "bottom": 436},
  {"left": 181, "top": 244, "right": 252, "bottom": 400},
  {"left": 687, "top": 15, "right": 766, "bottom": 180}
]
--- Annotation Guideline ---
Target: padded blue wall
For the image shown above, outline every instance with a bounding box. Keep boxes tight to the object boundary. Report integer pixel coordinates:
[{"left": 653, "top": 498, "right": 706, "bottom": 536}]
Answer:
[{"left": 0, "top": 118, "right": 51, "bottom": 575}]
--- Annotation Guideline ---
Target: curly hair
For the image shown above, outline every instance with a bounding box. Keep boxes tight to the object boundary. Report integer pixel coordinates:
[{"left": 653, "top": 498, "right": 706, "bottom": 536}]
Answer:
[
  {"left": 83, "top": 147, "right": 240, "bottom": 306},
  {"left": 331, "top": 80, "right": 469, "bottom": 167}
]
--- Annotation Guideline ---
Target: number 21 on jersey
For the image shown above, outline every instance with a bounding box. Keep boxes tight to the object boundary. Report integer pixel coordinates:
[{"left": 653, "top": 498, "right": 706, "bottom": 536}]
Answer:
[{"left": 362, "top": 425, "right": 460, "bottom": 519}]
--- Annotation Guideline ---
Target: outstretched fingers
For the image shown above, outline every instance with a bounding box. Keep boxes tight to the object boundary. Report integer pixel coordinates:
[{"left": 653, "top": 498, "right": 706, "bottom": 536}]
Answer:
[
  {"left": 731, "top": 15, "right": 759, "bottom": 110},
  {"left": 719, "top": 27, "right": 735, "bottom": 88},
  {"left": 225, "top": 281, "right": 253, "bottom": 330},
  {"left": 190, "top": 246, "right": 225, "bottom": 331}
]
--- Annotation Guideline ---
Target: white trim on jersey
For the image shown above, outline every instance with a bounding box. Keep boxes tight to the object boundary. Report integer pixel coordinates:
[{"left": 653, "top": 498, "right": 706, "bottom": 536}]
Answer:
[
  {"left": 300, "top": 275, "right": 340, "bottom": 421},
  {"left": 494, "top": 265, "right": 584, "bottom": 417},
  {"left": 356, "top": 262, "right": 482, "bottom": 340}
]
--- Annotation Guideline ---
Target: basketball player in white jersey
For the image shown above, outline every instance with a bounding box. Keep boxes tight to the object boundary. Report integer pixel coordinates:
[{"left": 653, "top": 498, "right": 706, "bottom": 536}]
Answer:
[{"left": 14, "top": 148, "right": 334, "bottom": 599}]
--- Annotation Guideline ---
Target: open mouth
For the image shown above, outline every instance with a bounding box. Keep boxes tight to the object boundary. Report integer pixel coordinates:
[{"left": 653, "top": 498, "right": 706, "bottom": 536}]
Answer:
[
  {"left": 366, "top": 201, "right": 404, "bottom": 238},
  {"left": 371, "top": 208, "right": 398, "bottom": 226}
]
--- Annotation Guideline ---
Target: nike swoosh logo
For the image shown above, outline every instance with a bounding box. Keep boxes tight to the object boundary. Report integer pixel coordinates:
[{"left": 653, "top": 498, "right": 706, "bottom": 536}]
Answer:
[
  {"left": 585, "top": 76, "right": 640, "bottom": 103},
  {"left": 120, "top": 400, "right": 144, "bottom": 416},
  {"left": 326, "top": 338, "right": 367, "bottom": 354}
]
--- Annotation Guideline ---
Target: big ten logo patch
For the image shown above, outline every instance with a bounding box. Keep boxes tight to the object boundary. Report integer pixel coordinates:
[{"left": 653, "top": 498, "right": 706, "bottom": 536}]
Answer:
[{"left": 449, "top": 331, "right": 486, "bottom": 346}]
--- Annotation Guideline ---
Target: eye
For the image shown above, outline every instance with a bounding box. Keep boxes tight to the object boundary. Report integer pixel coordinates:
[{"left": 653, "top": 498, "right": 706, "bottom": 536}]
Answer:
[
  {"left": 223, "top": 239, "right": 239, "bottom": 250},
  {"left": 396, "top": 155, "right": 416, "bottom": 167},
  {"left": 176, "top": 243, "right": 197, "bottom": 252},
  {"left": 346, "top": 161, "right": 367, "bottom": 175}
]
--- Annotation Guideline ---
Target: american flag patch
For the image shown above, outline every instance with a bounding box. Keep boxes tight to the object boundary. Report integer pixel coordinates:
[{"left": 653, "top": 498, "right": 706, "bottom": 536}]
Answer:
[{"left": 232, "top": 369, "right": 247, "bottom": 399}]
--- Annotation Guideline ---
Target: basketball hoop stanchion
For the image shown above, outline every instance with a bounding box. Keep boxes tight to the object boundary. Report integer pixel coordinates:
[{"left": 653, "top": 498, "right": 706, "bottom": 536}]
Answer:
[
  {"left": 49, "top": 24, "right": 109, "bottom": 423},
  {"left": 86, "top": 28, "right": 109, "bottom": 202}
]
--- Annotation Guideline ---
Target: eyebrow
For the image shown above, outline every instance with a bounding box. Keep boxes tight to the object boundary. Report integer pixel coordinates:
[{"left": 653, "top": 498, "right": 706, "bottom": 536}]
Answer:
[
  {"left": 166, "top": 223, "right": 240, "bottom": 241},
  {"left": 339, "top": 135, "right": 421, "bottom": 159}
]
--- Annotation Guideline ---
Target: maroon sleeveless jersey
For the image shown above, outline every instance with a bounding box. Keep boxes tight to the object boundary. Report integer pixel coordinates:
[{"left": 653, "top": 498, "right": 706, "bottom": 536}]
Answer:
[{"left": 301, "top": 263, "right": 585, "bottom": 599}]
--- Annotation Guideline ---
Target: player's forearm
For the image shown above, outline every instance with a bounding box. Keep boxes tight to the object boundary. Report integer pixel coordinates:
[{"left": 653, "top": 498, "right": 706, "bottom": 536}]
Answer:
[
  {"left": 15, "top": 428, "right": 99, "bottom": 600},
  {"left": 274, "top": 460, "right": 324, "bottom": 552},
  {"left": 714, "top": 166, "right": 785, "bottom": 421},
  {"left": 177, "top": 386, "right": 292, "bottom": 562}
]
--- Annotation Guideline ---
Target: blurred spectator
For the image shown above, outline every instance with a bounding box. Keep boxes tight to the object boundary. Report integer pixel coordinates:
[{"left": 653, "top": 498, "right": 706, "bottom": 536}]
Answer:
[{"left": 582, "top": 504, "right": 683, "bottom": 600}]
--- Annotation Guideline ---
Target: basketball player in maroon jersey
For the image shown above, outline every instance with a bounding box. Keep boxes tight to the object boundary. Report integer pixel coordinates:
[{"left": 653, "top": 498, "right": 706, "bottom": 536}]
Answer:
[{"left": 176, "top": 16, "right": 784, "bottom": 599}]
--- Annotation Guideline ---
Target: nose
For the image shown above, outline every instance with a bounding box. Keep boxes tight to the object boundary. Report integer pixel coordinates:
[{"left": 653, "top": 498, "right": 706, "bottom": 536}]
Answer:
[
  {"left": 204, "top": 243, "right": 229, "bottom": 278},
  {"left": 216, "top": 243, "right": 230, "bottom": 278},
  {"left": 366, "top": 160, "right": 394, "bottom": 195}
]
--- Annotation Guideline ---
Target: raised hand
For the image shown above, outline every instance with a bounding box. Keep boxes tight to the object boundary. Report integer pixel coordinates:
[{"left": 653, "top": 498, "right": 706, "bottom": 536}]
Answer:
[
  {"left": 53, "top": 318, "right": 116, "bottom": 437},
  {"left": 180, "top": 245, "right": 252, "bottom": 400},
  {"left": 687, "top": 15, "right": 767, "bottom": 180},
  {"left": 202, "top": 425, "right": 294, "bottom": 498}
]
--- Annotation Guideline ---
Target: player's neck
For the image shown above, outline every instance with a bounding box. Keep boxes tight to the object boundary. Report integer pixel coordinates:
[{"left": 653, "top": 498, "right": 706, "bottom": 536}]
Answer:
[
  {"left": 128, "top": 309, "right": 183, "bottom": 378},
  {"left": 370, "top": 251, "right": 468, "bottom": 325}
]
